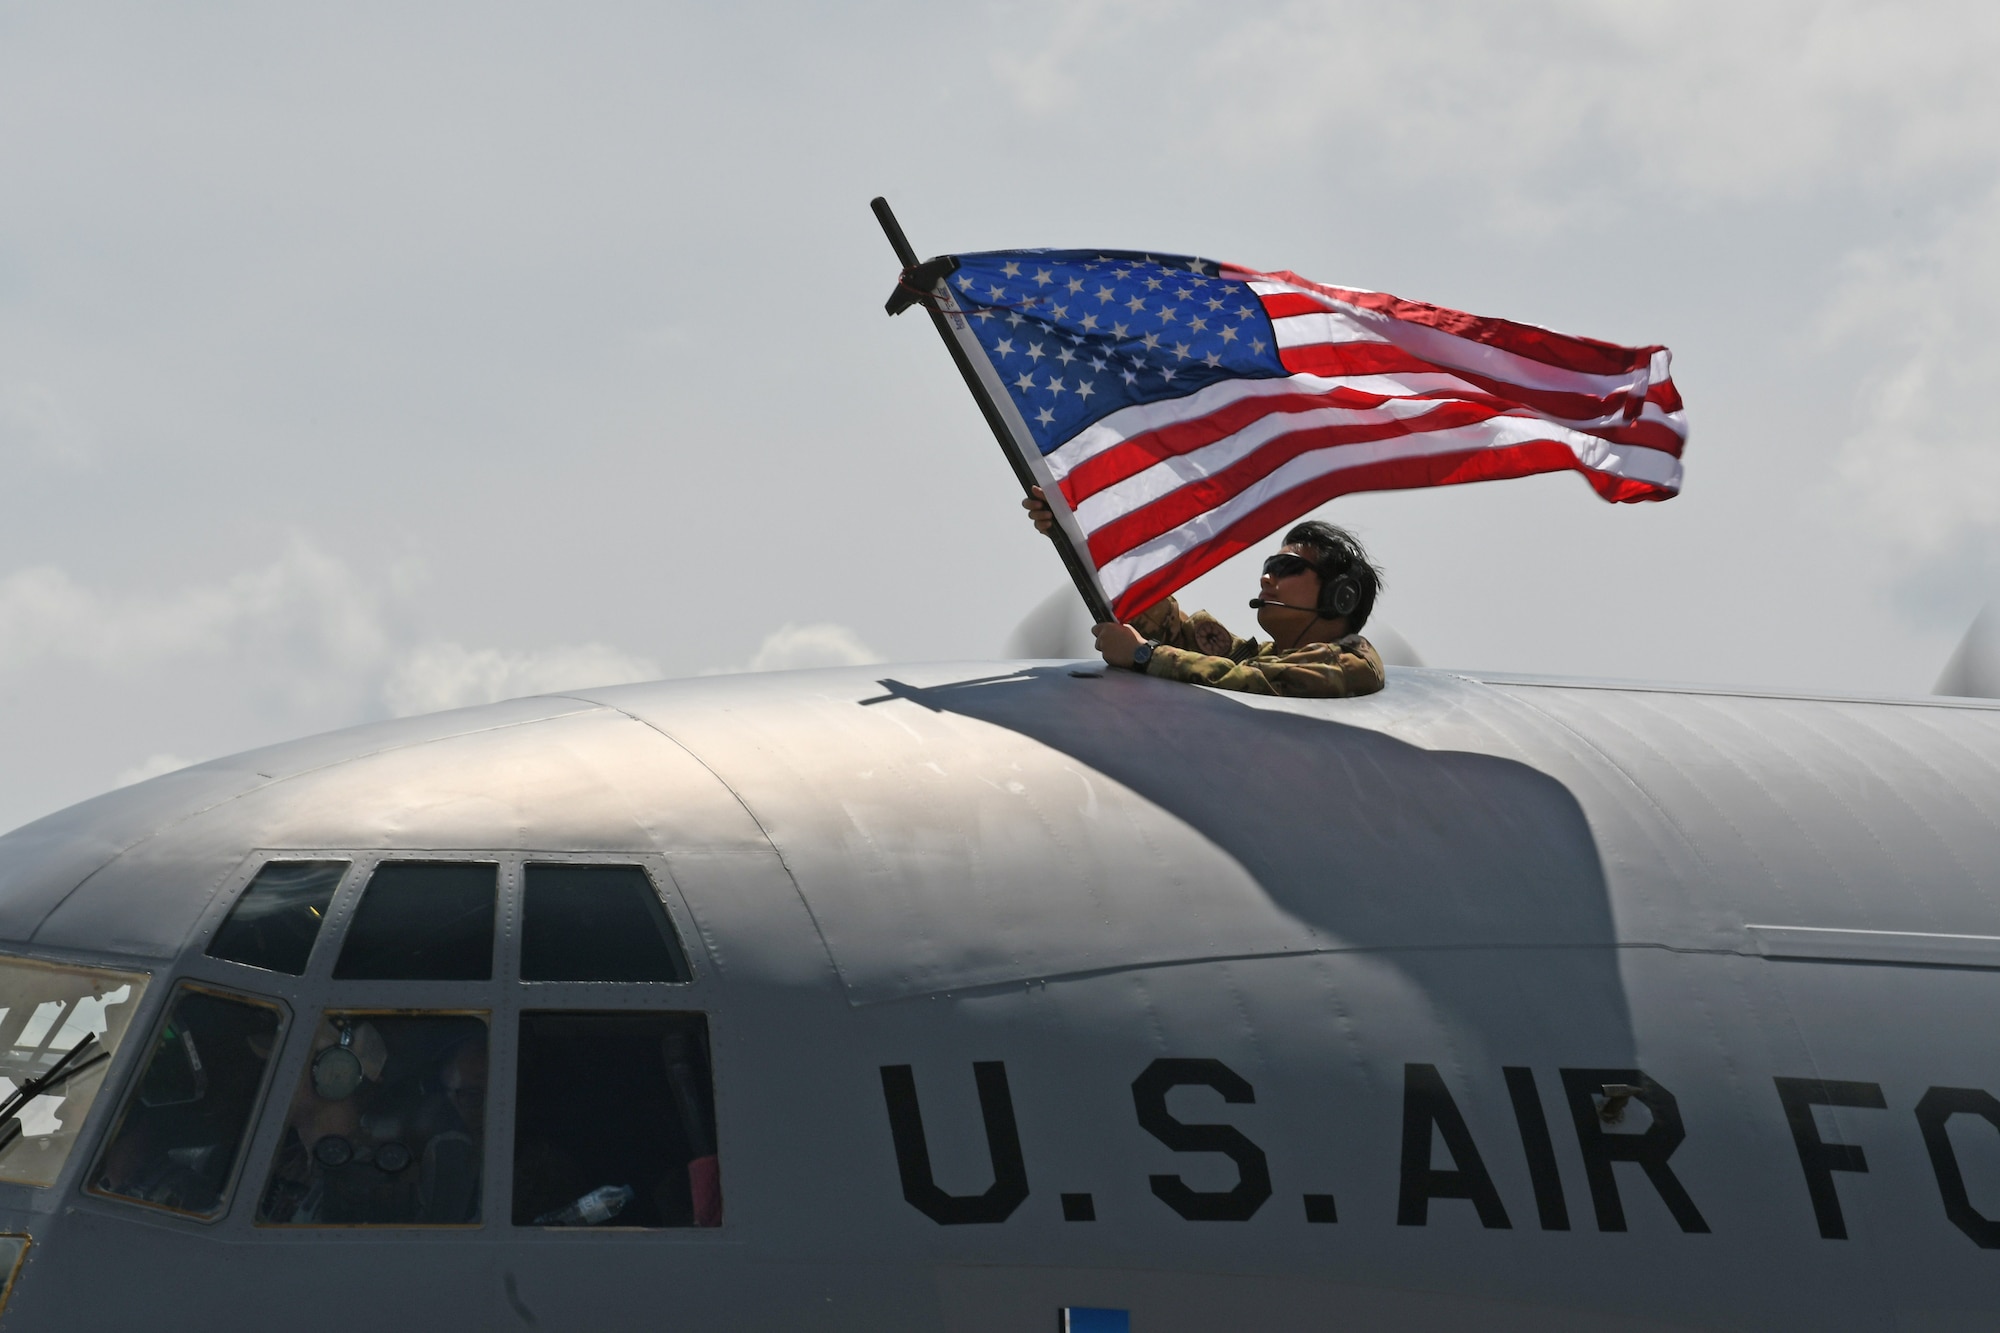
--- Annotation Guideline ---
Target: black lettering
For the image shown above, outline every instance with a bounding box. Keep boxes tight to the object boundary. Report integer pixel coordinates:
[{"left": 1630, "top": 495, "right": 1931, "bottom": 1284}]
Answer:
[
  {"left": 1773, "top": 1077, "right": 1885, "bottom": 1240},
  {"left": 1397, "top": 1063, "right": 1510, "bottom": 1228},
  {"left": 1503, "top": 1066, "right": 1569, "bottom": 1231},
  {"left": 1559, "top": 1068, "right": 1709, "bottom": 1233},
  {"left": 1060, "top": 1192, "right": 1096, "bottom": 1222},
  {"left": 1914, "top": 1086, "right": 2000, "bottom": 1250},
  {"left": 1131, "top": 1058, "right": 1272, "bottom": 1221},
  {"left": 1302, "top": 1192, "right": 1338, "bottom": 1223},
  {"left": 878, "top": 1062, "right": 1029, "bottom": 1225}
]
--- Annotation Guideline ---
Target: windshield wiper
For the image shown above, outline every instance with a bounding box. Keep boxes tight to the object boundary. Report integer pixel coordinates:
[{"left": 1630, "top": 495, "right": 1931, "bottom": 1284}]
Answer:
[{"left": 0, "top": 1035, "right": 108, "bottom": 1156}]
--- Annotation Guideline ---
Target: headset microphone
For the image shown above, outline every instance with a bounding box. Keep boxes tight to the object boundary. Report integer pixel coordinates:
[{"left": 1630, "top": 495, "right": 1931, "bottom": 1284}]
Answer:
[{"left": 1248, "top": 598, "right": 1321, "bottom": 614}]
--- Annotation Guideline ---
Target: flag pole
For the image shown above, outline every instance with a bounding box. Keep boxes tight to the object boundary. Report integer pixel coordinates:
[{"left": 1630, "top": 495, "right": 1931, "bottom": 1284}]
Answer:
[{"left": 870, "top": 196, "right": 1118, "bottom": 627}]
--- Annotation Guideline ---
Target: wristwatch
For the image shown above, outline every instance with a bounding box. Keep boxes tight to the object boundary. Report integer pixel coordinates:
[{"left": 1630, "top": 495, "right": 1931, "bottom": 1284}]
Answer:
[{"left": 1130, "top": 639, "right": 1158, "bottom": 670}]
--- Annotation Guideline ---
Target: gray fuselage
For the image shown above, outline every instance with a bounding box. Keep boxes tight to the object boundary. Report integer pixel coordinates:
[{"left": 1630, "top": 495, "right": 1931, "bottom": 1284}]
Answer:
[{"left": 0, "top": 662, "right": 1995, "bottom": 1332}]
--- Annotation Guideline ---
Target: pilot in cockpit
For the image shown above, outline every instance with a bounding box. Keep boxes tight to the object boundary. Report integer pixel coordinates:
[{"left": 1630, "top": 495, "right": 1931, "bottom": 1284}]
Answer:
[{"left": 1024, "top": 487, "right": 1387, "bottom": 698}]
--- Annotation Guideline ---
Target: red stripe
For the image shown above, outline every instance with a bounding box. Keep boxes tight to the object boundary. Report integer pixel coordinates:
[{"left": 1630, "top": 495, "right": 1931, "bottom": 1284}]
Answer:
[
  {"left": 1060, "top": 383, "right": 1558, "bottom": 507},
  {"left": 1275, "top": 336, "right": 1667, "bottom": 430},
  {"left": 1260, "top": 290, "right": 1331, "bottom": 320},
  {"left": 1060, "top": 384, "right": 1428, "bottom": 505},
  {"left": 1256, "top": 270, "right": 1660, "bottom": 377},
  {"left": 1106, "top": 441, "right": 1674, "bottom": 619},
  {"left": 1084, "top": 401, "right": 1510, "bottom": 565}
]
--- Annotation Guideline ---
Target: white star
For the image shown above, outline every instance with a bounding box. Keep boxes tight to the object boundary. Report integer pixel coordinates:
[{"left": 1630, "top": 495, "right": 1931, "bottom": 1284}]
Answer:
[
  {"left": 974, "top": 309, "right": 995, "bottom": 324},
  {"left": 1237, "top": 305, "right": 1255, "bottom": 319},
  {"left": 1076, "top": 380, "right": 1095, "bottom": 400},
  {"left": 1172, "top": 342, "right": 1191, "bottom": 361},
  {"left": 1191, "top": 274, "right": 1211, "bottom": 287},
  {"left": 1189, "top": 260, "right": 1211, "bottom": 276},
  {"left": 1206, "top": 296, "right": 1225, "bottom": 311},
  {"left": 1015, "top": 372, "right": 1036, "bottom": 390},
  {"left": 994, "top": 339, "right": 1015, "bottom": 358},
  {"left": 1033, "top": 268, "right": 1054, "bottom": 287},
  {"left": 1158, "top": 307, "right": 1177, "bottom": 324},
  {"left": 1143, "top": 276, "right": 1164, "bottom": 291},
  {"left": 1112, "top": 266, "right": 1132, "bottom": 279},
  {"left": 1141, "top": 332, "right": 1161, "bottom": 351},
  {"left": 1111, "top": 322, "right": 1130, "bottom": 338},
  {"left": 1096, "top": 285, "right": 1116, "bottom": 303},
  {"left": 1251, "top": 338, "right": 1268, "bottom": 354},
  {"left": 1219, "top": 326, "right": 1238, "bottom": 343},
  {"left": 1052, "top": 303, "right": 1071, "bottom": 320},
  {"left": 1204, "top": 352, "right": 1221, "bottom": 368},
  {"left": 1067, "top": 332, "right": 1085, "bottom": 345},
  {"left": 1189, "top": 316, "right": 1208, "bottom": 333},
  {"left": 1121, "top": 368, "right": 1138, "bottom": 385},
  {"left": 1080, "top": 314, "right": 1099, "bottom": 332},
  {"left": 1126, "top": 295, "right": 1147, "bottom": 314},
  {"left": 989, "top": 285, "right": 1007, "bottom": 301},
  {"left": 1176, "top": 287, "right": 1193, "bottom": 300},
  {"left": 1161, "top": 368, "right": 1177, "bottom": 382},
  {"left": 1067, "top": 277, "right": 1084, "bottom": 294},
  {"left": 1036, "top": 406, "right": 1056, "bottom": 425},
  {"left": 1027, "top": 342, "right": 1046, "bottom": 362},
  {"left": 1047, "top": 378, "right": 1067, "bottom": 396},
  {"left": 1089, "top": 355, "right": 1107, "bottom": 370},
  {"left": 1057, "top": 347, "right": 1076, "bottom": 364},
  {"left": 1002, "top": 262, "right": 1021, "bottom": 278},
  {"left": 957, "top": 275, "right": 974, "bottom": 291},
  {"left": 1006, "top": 311, "right": 1026, "bottom": 327}
]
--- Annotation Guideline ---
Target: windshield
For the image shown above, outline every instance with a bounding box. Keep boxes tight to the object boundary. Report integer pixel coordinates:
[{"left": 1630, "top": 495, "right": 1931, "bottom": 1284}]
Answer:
[{"left": 0, "top": 956, "right": 149, "bottom": 1186}]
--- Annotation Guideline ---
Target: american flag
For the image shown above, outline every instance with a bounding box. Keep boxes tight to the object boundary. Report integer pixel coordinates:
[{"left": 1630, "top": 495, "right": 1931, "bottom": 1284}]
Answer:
[{"left": 929, "top": 249, "right": 1685, "bottom": 621}]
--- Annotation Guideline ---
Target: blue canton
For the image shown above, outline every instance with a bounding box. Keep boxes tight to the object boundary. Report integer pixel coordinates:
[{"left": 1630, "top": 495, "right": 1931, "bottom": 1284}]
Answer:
[{"left": 945, "top": 248, "right": 1286, "bottom": 456}]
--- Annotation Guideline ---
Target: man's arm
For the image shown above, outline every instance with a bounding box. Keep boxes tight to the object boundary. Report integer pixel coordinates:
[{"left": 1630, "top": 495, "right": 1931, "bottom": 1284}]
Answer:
[
  {"left": 1129, "top": 597, "right": 1255, "bottom": 657},
  {"left": 1144, "top": 637, "right": 1386, "bottom": 698}
]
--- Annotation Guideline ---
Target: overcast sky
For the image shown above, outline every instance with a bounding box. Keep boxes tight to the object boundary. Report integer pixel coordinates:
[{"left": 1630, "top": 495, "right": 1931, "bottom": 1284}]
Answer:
[{"left": 3, "top": 1, "right": 1998, "bottom": 833}]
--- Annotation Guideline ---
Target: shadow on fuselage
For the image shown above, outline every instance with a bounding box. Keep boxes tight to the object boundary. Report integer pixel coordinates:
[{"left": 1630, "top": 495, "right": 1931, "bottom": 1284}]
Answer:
[{"left": 861, "top": 665, "right": 1636, "bottom": 1061}]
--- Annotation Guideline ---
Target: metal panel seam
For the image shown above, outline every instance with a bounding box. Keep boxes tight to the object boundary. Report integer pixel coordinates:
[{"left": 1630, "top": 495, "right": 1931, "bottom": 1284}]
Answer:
[
  {"left": 1487, "top": 684, "right": 1730, "bottom": 911},
  {"left": 545, "top": 694, "right": 845, "bottom": 987}
]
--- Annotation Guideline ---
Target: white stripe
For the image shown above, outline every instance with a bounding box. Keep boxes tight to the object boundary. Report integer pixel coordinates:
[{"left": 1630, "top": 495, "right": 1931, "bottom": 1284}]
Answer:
[
  {"left": 1268, "top": 310, "right": 1388, "bottom": 349},
  {"left": 1045, "top": 369, "right": 1686, "bottom": 482},
  {"left": 1093, "top": 422, "right": 1683, "bottom": 600},
  {"left": 1260, "top": 278, "right": 1655, "bottom": 399},
  {"left": 1075, "top": 397, "right": 1476, "bottom": 531}
]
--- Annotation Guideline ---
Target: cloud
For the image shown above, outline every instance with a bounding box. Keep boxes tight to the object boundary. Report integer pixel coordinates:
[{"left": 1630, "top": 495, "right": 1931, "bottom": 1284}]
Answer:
[
  {"left": 381, "top": 641, "right": 661, "bottom": 716},
  {"left": 0, "top": 540, "right": 384, "bottom": 685},
  {"left": 0, "top": 380, "right": 90, "bottom": 466},
  {"left": 995, "top": 1, "right": 2000, "bottom": 212},
  {"left": 113, "top": 753, "right": 193, "bottom": 788},
  {"left": 1821, "top": 182, "right": 2000, "bottom": 585},
  {"left": 0, "top": 543, "right": 668, "bottom": 823},
  {"left": 738, "top": 622, "right": 882, "bottom": 673}
]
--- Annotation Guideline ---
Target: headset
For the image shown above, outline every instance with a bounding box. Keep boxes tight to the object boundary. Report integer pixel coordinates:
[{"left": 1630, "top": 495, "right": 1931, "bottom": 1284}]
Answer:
[{"left": 1249, "top": 549, "right": 1363, "bottom": 621}]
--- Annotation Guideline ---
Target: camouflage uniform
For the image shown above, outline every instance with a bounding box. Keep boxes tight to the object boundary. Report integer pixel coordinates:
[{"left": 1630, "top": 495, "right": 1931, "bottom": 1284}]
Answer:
[{"left": 1129, "top": 596, "right": 1385, "bottom": 699}]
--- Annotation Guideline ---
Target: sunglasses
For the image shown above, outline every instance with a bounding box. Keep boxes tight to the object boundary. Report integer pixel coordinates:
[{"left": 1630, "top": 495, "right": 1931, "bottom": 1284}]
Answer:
[{"left": 1262, "top": 553, "right": 1323, "bottom": 580}]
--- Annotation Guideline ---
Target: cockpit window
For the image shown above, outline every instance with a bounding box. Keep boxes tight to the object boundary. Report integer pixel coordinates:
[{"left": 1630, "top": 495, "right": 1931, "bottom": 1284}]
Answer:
[
  {"left": 333, "top": 863, "right": 496, "bottom": 981},
  {"left": 0, "top": 957, "right": 149, "bottom": 1188},
  {"left": 207, "top": 861, "right": 347, "bottom": 976},
  {"left": 520, "top": 864, "right": 691, "bottom": 983},
  {"left": 512, "top": 1011, "right": 719, "bottom": 1228},
  {"left": 88, "top": 984, "right": 282, "bottom": 1216},
  {"left": 257, "top": 1012, "right": 488, "bottom": 1226}
]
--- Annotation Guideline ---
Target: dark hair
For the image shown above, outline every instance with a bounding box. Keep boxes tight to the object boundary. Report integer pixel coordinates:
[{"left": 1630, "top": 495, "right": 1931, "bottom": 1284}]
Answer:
[{"left": 1282, "top": 520, "right": 1383, "bottom": 633}]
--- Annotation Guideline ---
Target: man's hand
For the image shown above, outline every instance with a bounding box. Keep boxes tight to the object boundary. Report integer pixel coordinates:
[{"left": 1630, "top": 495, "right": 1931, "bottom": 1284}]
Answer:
[
  {"left": 1022, "top": 485, "right": 1057, "bottom": 536},
  {"left": 1093, "top": 621, "right": 1145, "bottom": 669}
]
